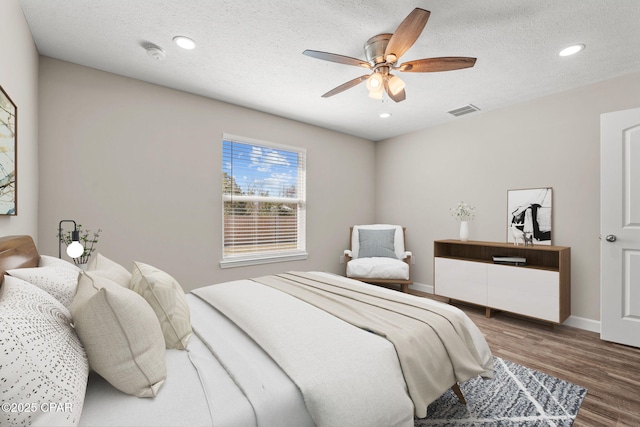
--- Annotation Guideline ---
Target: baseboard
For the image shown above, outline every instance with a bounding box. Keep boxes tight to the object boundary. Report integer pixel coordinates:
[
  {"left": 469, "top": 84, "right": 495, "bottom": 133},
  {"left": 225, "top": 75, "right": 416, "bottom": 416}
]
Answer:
[
  {"left": 409, "top": 283, "right": 601, "bottom": 334},
  {"left": 562, "top": 315, "right": 601, "bottom": 333}
]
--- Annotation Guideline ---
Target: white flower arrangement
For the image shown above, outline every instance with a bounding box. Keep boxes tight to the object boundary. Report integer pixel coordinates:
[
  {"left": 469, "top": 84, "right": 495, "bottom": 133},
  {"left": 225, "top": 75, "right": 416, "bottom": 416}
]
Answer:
[{"left": 450, "top": 201, "right": 476, "bottom": 222}]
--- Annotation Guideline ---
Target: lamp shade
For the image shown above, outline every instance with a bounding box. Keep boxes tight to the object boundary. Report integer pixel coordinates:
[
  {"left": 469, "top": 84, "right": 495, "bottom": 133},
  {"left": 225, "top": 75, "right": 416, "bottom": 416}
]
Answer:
[
  {"left": 366, "top": 73, "right": 383, "bottom": 91},
  {"left": 387, "top": 75, "right": 406, "bottom": 95},
  {"left": 368, "top": 86, "right": 384, "bottom": 99}
]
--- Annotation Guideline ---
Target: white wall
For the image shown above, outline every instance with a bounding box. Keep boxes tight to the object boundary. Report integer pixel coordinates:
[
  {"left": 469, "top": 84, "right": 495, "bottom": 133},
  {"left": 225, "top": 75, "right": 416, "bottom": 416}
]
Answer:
[
  {"left": 37, "top": 57, "right": 376, "bottom": 291},
  {"left": 375, "top": 71, "right": 640, "bottom": 323},
  {"left": 0, "top": 0, "right": 39, "bottom": 239}
]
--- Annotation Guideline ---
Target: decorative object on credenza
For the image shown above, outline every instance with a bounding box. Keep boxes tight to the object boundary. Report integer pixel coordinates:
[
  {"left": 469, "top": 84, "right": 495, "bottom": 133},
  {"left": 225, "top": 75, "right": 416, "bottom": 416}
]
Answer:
[
  {"left": 58, "top": 221, "right": 101, "bottom": 266},
  {"left": 507, "top": 187, "right": 552, "bottom": 245},
  {"left": 450, "top": 201, "right": 475, "bottom": 242},
  {"left": 0, "top": 85, "right": 17, "bottom": 215}
]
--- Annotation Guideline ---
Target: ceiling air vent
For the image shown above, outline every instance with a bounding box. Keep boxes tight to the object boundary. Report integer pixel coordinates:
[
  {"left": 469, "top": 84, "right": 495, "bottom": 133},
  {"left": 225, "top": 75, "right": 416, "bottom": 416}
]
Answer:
[{"left": 448, "top": 104, "right": 480, "bottom": 117}]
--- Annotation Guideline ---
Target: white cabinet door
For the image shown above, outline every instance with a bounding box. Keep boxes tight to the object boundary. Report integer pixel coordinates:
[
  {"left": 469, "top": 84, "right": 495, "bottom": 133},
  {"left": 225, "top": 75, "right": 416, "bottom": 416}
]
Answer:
[
  {"left": 435, "top": 258, "right": 487, "bottom": 305},
  {"left": 487, "top": 264, "right": 559, "bottom": 322}
]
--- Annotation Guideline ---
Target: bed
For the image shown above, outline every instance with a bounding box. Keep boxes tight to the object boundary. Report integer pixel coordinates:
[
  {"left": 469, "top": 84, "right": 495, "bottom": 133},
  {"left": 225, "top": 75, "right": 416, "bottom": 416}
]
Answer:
[{"left": 0, "top": 235, "right": 494, "bottom": 427}]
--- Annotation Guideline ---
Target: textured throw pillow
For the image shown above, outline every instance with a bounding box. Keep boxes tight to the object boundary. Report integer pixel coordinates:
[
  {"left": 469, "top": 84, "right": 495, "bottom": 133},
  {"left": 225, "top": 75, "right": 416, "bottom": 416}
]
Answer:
[
  {"left": 38, "top": 254, "right": 83, "bottom": 271},
  {"left": 0, "top": 276, "right": 88, "bottom": 427},
  {"left": 358, "top": 228, "right": 398, "bottom": 258},
  {"left": 87, "top": 253, "right": 132, "bottom": 287},
  {"left": 130, "top": 262, "right": 192, "bottom": 350},
  {"left": 70, "top": 272, "right": 166, "bottom": 397},
  {"left": 6, "top": 266, "right": 80, "bottom": 309}
]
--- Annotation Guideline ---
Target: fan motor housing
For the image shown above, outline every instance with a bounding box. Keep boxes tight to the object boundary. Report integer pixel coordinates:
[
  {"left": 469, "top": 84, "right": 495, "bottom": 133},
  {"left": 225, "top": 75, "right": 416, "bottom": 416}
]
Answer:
[{"left": 364, "top": 34, "right": 392, "bottom": 65}]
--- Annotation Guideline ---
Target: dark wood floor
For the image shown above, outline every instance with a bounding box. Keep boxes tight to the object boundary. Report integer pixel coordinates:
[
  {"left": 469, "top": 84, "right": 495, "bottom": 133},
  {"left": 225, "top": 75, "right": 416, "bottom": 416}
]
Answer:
[{"left": 411, "top": 291, "right": 640, "bottom": 426}]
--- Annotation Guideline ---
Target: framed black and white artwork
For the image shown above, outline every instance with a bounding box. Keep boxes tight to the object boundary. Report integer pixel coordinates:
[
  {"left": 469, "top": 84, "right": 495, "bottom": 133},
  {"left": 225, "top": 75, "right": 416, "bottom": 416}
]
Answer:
[
  {"left": 0, "top": 85, "right": 17, "bottom": 215},
  {"left": 507, "top": 187, "right": 552, "bottom": 245}
]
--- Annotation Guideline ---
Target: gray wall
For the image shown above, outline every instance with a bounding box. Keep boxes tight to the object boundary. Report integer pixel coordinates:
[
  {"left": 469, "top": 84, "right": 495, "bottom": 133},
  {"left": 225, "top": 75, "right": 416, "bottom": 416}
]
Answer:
[
  {"left": 375, "top": 71, "right": 640, "bottom": 324},
  {"left": 37, "top": 57, "right": 376, "bottom": 291},
  {"left": 0, "top": 0, "right": 39, "bottom": 239},
  {"left": 31, "top": 46, "right": 640, "bottom": 326}
]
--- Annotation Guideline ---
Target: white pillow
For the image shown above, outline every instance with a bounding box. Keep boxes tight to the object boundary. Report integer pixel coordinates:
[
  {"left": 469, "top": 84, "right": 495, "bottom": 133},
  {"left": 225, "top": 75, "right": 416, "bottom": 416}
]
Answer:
[
  {"left": 6, "top": 266, "right": 80, "bottom": 309},
  {"left": 130, "top": 262, "right": 192, "bottom": 350},
  {"left": 70, "top": 272, "right": 166, "bottom": 397},
  {"left": 0, "top": 276, "right": 88, "bottom": 427},
  {"left": 38, "top": 254, "right": 83, "bottom": 271},
  {"left": 87, "top": 253, "right": 131, "bottom": 287}
]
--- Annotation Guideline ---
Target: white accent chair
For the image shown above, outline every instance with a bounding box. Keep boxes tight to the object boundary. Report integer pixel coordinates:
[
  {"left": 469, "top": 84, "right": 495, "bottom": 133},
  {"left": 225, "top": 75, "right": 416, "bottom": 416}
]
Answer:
[{"left": 344, "top": 224, "right": 413, "bottom": 293}]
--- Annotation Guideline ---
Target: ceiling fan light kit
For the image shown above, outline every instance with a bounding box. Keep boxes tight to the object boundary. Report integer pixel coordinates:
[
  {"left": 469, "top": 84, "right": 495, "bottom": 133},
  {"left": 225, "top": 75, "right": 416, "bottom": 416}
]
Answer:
[{"left": 303, "top": 8, "right": 477, "bottom": 103}]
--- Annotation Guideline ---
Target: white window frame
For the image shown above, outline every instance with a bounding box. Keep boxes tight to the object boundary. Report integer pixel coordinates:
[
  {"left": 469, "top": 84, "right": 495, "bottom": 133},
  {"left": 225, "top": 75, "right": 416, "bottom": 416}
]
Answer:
[{"left": 220, "top": 134, "right": 307, "bottom": 268}]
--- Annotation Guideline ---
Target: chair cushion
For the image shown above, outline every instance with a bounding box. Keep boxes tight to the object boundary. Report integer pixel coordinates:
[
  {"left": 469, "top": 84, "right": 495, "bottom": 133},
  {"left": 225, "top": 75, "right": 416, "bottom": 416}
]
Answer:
[
  {"left": 358, "top": 228, "right": 398, "bottom": 258},
  {"left": 347, "top": 257, "right": 410, "bottom": 280},
  {"left": 352, "top": 225, "right": 406, "bottom": 259}
]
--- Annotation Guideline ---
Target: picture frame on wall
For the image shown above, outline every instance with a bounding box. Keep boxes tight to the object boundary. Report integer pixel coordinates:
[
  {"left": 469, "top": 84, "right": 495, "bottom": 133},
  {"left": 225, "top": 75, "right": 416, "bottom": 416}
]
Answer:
[
  {"left": 0, "top": 85, "right": 17, "bottom": 215},
  {"left": 507, "top": 187, "right": 552, "bottom": 245}
]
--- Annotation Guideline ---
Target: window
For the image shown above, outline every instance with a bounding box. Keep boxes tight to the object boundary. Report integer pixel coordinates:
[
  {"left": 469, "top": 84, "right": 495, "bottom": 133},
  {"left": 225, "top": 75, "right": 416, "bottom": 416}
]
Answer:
[{"left": 221, "top": 134, "right": 307, "bottom": 268}]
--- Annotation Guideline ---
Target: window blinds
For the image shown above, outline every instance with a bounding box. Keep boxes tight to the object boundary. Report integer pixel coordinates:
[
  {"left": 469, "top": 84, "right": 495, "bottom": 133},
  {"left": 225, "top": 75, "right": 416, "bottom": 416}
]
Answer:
[{"left": 222, "top": 135, "right": 306, "bottom": 264}]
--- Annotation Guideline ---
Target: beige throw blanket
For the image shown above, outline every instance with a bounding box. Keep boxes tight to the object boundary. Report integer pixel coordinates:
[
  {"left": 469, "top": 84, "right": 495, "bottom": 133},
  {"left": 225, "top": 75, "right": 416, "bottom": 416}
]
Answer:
[
  {"left": 253, "top": 272, "right": 493, "bottom": 417},
  {"left": 193, "top": 276, "right": 415, "bottom": 427}
]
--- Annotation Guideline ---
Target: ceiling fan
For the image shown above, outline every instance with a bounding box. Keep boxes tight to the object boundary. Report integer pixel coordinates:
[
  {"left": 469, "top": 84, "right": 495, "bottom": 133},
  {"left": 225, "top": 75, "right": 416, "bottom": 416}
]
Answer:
[{"left": 303, "top": 8, "right": 476, "bottom": 102}]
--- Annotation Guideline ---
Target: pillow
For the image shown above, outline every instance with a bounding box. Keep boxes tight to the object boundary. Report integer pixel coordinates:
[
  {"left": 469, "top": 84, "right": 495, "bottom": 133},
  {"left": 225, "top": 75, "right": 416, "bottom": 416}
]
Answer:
[
  {"left": 358, "top": 228, "right": 398, "bottom": 259},
  {"left": 70, "top": 272, "right": 166, "bottom": 397},
  {"left": 0, "top": 276, "right": 88, "bottom": 427},
  {"left": 38, "top": 254, "right": 83, "bottom": 271},
  {"left": 87, "top": 253, "right": 131, "bottom": 287},
  {"left": 130, "top": 262, "right": 192, "bottom": 350},
  {"left": 6, "top": 266, "right": 80, "bottom": 309}
]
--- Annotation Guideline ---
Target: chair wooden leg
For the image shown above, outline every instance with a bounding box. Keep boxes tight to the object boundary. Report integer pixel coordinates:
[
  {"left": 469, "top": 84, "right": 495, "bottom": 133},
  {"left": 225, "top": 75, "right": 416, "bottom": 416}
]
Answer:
[{"left": 452, "top": 383, "right": 466, "bottom": 405}]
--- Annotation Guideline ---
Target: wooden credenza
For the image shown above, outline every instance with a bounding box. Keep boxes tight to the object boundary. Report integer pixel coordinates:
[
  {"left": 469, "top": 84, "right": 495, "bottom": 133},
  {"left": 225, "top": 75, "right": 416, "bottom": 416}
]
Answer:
[{"left": 434, "top": 240, "right": 571, "bottom": 324}]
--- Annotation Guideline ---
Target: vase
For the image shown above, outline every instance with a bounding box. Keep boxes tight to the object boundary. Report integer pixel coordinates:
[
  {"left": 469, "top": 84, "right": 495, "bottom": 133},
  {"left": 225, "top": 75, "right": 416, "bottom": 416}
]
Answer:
[{"left": 459, "top": 221, "right": 469, "bottom": 242}]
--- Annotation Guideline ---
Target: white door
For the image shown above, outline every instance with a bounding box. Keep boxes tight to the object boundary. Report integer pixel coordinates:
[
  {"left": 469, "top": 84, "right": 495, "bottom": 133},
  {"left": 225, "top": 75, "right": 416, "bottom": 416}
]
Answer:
[{"left": 601, "top": 107, "right": 640, "bottom": 347}]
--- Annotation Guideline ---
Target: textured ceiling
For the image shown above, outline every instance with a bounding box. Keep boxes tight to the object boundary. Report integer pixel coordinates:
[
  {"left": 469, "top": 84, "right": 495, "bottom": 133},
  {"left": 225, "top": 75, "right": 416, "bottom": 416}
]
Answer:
[{"left": 19, "top": 0, "right": 640, "bottom": 141}]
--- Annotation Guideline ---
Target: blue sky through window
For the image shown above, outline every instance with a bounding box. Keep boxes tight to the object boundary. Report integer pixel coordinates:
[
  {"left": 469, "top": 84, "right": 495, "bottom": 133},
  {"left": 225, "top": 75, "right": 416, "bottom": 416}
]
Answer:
[{"left": 223, "top": 140, "right": 299, "bottom": 198}]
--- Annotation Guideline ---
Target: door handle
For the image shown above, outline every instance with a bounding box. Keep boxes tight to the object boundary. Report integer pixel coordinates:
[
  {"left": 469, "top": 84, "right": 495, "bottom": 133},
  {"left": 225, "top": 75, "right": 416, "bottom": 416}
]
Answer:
[{"left": 605, "top": 234, "right": 617, "bottom": 242}]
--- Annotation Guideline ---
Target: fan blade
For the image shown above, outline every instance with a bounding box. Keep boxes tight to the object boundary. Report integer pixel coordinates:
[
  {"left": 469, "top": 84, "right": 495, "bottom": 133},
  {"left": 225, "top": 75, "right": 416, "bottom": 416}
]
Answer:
[
  {"left": 303, "top": 50, "right": 371, "bottom": 68},
  {"left": 384, "top": 8, "right": 430, "bottom": 61},
  {"left": 383, "top": 79, "right": 406, "bottom": 102},
  {"left": 399, "top": 57, "right": 477, "bottom": 72},
  {"left": 321, "top": 75, "right": 370, "bottom": 98}
]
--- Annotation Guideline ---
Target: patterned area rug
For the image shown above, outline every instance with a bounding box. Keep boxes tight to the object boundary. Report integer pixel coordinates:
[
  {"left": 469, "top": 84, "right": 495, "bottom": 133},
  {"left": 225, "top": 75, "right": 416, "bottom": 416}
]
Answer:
[{"left": 415, "top": 357, "right": 587, "bottom": 426}]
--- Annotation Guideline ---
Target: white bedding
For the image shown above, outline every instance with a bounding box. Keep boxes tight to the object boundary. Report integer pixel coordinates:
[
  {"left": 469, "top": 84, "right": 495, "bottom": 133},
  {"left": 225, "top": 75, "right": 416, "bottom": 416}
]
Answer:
[
  {"left": 80, "top": 294, "right": 314, "bottom": 427},
  {"left": 80, "top": 272, "right": 492, "bottom": 427}
]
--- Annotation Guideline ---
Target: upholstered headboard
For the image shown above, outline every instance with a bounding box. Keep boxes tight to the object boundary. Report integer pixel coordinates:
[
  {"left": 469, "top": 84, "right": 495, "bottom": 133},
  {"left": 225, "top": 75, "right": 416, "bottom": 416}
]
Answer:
[{"left": 0, "top": 235, "right": 40, "bottom": 282}]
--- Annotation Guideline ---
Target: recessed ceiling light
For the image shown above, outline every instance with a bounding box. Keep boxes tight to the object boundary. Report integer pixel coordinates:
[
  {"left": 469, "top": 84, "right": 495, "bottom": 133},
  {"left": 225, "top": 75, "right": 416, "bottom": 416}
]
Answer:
[
  {"left": 173, "top": 36, "right": 196, "bottom": 50},
  {"left": 558, "top": 44, "right": 585, "bottom": 57},
  {"left": 379, "top": 112, "right": 392, "bottom": 119}
]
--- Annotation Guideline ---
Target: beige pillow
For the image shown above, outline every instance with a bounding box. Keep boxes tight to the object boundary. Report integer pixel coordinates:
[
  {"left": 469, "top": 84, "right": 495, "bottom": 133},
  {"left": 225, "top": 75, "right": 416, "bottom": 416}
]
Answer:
[
  {"left": 70, "top": 272, "right": 166, "bottom": 397},
  {"left": 130, "top": 262, "right": 192, "bottom": 350},
  {"left": 87, "top": 253, "right": 132, "bottom": 287}
]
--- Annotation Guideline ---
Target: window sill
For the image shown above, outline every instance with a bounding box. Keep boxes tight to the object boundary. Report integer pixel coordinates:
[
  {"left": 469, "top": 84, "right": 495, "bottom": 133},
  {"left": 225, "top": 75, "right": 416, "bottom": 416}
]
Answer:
[{"left": 219, "top": 251, "right": 308, "bottom": 269}]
